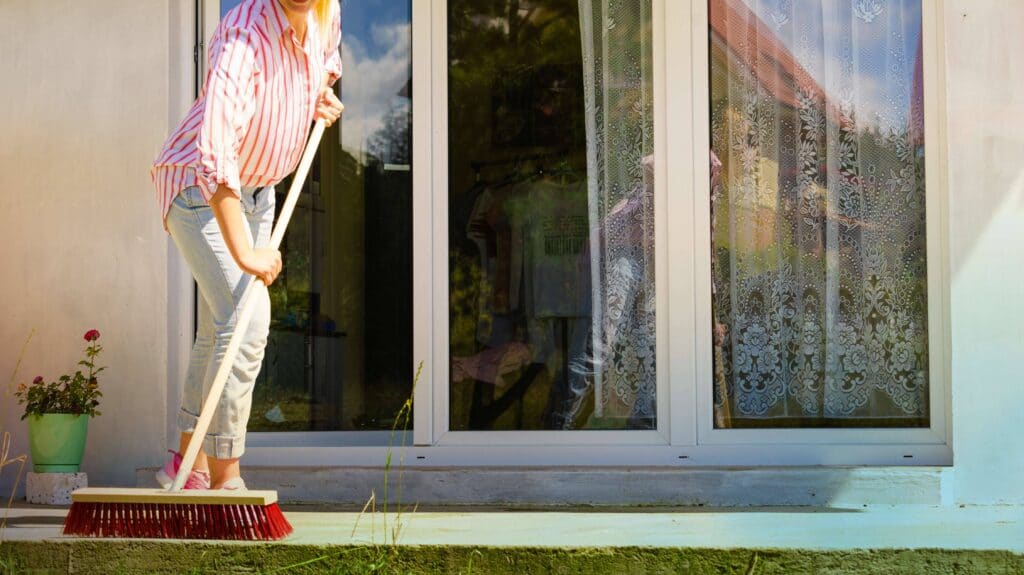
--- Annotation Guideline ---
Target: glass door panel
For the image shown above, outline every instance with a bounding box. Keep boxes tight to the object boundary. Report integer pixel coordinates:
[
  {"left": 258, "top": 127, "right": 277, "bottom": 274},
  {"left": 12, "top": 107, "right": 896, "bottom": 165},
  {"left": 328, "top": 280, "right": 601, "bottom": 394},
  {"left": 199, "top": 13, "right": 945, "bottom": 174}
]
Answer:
[
  {"left": 213, "top": 0, "right": 414, "bottom": 433},
  {"left": 708, "top": 0, "right": 929, "bottom": 429},
  {"left": 447, "top": 0, "right": 657, "bottom": 431}
]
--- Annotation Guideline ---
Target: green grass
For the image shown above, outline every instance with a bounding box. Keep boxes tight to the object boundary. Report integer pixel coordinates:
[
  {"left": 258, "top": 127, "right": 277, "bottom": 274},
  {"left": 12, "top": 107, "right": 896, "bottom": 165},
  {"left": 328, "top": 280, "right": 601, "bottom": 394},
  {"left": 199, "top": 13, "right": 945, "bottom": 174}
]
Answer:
[{"left": 2, "top": 543, "right": 1022, "bottom": 575}]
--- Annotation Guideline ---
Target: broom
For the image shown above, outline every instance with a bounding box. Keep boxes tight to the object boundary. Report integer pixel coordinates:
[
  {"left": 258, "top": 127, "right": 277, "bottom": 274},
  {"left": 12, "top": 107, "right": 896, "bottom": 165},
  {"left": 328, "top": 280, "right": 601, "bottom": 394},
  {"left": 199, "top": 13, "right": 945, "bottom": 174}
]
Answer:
[{"left": 63, "top": 119, "right": 327, "bottom": 541}]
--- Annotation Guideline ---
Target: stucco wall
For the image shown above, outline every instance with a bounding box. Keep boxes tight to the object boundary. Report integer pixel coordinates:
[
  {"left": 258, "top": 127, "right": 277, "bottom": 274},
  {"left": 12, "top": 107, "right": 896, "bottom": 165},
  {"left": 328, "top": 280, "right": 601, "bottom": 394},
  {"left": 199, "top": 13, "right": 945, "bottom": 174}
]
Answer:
[
  {"left": 944, "top": 0, "right": 1024, "bottom": 505},
  {"left": 0, "top": 1, "right": 180, "bottom": 488},
  {"left": 0, "top": 0, "right": 1022, "bottom": 506}
]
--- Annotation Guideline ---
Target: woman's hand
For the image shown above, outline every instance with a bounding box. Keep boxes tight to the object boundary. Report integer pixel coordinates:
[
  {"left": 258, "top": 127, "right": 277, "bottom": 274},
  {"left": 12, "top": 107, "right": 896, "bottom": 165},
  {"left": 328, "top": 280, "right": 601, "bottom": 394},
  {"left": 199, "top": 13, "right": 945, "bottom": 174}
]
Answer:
[
  {"left": 239, "top": 248, "right": 283, "bottom": 286},
  {"left": 315, "top": 86, "right": 344, "bottom": 127},
  {"left": 209, "top": 186, "right": 284, "bottom": 286}
]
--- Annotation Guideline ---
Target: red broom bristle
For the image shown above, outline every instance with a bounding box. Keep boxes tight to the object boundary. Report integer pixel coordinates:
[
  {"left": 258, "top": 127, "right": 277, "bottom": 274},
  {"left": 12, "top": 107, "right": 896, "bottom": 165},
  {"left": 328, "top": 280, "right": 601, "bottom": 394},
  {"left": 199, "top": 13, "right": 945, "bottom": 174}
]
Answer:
[{"left": 63, "top": 502, "right": 293, "bottom": 541}]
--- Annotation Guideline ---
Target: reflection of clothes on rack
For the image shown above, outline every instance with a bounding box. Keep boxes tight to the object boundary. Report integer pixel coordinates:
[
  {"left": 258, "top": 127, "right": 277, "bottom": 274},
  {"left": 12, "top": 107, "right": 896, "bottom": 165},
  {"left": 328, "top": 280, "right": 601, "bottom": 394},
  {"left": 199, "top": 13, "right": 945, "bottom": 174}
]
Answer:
[
  {"left": 461, "top": 176, "right": 591, "bottom": 429},
  {"left": 512, "top": 179, "right": 591, "bottom": 429},
  {"left": 505, "top": 179, "right": 589, "bottom": 317},
  {"left": 551, "top": 160, "right": 657, "bottom": 430}
]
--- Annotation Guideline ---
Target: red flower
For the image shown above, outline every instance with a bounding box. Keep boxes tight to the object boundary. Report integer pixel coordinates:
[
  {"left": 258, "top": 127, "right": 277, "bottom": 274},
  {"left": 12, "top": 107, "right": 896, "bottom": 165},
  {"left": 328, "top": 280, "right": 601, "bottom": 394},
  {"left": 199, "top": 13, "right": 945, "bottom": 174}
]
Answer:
[
  {"left": 32, "top": 376, "right": 43, "bottom": 385},
  {"left": 84, "top": 329, "right": 101, "bottom": 342}
]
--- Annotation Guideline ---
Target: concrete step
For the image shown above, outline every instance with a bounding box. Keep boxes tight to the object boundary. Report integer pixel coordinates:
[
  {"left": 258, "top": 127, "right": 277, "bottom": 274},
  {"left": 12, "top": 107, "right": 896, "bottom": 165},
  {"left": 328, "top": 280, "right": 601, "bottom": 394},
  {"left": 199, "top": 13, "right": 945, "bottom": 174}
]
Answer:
[{"left": 135, "top": 465, "right": 945, "bottom": 507}]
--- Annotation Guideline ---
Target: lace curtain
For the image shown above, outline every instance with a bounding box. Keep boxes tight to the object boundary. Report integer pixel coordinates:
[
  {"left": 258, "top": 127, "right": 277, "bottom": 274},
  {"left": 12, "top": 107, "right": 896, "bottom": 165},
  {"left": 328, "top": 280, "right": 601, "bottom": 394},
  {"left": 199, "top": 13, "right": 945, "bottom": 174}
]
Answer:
[
  {"left": 710, "top": 0, "right": 929, "bottom": 426},
  {"left": 565, "top": 0, "right": 656, "bottom": 428}
]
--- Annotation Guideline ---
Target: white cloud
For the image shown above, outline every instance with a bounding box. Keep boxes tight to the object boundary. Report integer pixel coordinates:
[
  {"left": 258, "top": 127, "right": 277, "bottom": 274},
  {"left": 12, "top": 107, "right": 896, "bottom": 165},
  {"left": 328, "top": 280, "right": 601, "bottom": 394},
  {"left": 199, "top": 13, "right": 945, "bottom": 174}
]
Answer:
[
  {"left": 339, "top": 23, "right": 412, "bottom": 156},
  {"left": 743, "top": 0, "right": 919, "bottom": 132}
]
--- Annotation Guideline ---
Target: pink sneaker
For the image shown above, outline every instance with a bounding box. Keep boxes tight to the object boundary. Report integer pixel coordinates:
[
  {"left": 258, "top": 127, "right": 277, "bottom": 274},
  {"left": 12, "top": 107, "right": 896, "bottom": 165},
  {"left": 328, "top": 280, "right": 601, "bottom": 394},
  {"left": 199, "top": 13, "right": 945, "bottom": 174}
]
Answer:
[{"left": 155, "top": 450, "right": 211, "bottom": 490}]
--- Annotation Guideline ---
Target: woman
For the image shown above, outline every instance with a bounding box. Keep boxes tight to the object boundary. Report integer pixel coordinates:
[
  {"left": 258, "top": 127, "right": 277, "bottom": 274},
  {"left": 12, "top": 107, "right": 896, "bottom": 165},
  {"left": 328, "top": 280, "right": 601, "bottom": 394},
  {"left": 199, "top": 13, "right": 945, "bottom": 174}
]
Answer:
[{"left": 151, "top": 0, "right": 345, "bottom": 490}]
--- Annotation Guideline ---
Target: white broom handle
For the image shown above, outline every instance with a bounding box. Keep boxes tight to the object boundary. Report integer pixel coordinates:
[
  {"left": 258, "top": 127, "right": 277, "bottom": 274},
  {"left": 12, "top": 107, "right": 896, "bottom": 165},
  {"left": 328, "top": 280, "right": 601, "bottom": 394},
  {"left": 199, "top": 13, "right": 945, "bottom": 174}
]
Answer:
[{"left": 171, "top": 120, "right": 327, "bottom": 492}]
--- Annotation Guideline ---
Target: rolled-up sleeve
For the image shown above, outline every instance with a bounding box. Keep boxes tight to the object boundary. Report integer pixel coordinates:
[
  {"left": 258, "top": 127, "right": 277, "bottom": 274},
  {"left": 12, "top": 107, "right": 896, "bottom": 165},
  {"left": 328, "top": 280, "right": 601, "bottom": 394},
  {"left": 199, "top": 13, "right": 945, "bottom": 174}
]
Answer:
[
  {"left": 323, "top": 0, "right": 343, "bottom": 87},
  {"left": 196, "top": 27, "right": 259, "bottom": 201}
]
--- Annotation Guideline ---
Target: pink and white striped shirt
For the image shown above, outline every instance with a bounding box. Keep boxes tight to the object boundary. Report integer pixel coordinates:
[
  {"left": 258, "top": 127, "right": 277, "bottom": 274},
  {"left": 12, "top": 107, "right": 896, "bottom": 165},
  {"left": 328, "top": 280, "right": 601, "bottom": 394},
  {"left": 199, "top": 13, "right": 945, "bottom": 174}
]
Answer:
[{"left": 151, "top": 0, "right": 341, "bottom": 225}]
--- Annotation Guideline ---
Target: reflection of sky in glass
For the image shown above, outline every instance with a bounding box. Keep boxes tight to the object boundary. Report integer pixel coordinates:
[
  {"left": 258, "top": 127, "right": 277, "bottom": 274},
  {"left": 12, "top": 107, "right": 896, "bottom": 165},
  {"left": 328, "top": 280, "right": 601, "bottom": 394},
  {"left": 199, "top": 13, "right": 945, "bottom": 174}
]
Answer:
[
  {"left": 740, "top": 0, "right": 921, "bottom": 130},
  {"left": 219, "top": 0, "right": 412, "bottom": 158},
  {"left": 221, "top": 0, "right": 242, "bottom": 18},
  {"left": 339, "top": 0, "right": 411, "bottom": 158}
]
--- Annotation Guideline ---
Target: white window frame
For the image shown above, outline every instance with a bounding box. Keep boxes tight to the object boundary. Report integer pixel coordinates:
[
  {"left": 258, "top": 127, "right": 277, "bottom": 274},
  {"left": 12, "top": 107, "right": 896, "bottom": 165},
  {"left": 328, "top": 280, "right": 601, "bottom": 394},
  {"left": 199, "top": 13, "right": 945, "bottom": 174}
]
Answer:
[
  {"left": 681, "top": 0, "right": 952, "bottom": 461},
  {"left": 189, "top": 0, "right": 953, "bottom": 468},
  {"left": 419, "top": 0, "right": 672, "bottom": 451},
  {"left": 414, "top": 0, "right": 952, "bottom": 465}
]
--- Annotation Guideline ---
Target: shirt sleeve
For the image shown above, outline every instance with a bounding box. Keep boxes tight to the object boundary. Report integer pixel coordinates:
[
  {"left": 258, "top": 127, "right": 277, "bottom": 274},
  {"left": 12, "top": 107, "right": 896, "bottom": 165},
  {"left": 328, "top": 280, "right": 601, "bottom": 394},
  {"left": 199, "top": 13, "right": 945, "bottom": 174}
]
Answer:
[
  {"left": 196, "top": 26, "right": 260, "bottom": 201},
  {"left": 323, "top": 0, "right": 343, "bottom": 87}
]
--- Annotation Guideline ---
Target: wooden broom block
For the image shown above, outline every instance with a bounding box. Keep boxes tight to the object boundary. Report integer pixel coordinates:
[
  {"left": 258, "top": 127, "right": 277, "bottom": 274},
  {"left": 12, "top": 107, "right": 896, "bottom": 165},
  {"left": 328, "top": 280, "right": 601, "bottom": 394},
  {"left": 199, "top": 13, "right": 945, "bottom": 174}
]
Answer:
[{"left": 70, "top": 487, "right": 277, "bottom": 506}]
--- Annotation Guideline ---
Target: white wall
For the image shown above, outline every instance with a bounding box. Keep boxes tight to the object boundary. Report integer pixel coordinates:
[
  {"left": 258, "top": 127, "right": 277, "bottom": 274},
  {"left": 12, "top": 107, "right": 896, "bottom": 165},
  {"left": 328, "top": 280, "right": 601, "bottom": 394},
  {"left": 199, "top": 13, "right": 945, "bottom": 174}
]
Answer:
[
  {"left": 0, "top": 0, "right": 1022, "bottom": 505},
  {"left": 944, "top": 0, "right": 1024, "bottom": 505},
  {"left": 0, "top": 1, "right": 185, "bottom": 489}
]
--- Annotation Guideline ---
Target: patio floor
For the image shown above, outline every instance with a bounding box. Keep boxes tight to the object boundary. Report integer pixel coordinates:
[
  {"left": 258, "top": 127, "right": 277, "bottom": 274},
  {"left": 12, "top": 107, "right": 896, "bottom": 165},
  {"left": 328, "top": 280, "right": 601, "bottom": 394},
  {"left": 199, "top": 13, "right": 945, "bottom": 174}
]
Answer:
[{"left": 0, "top": 504, "right": 1022, "bottom": 573}]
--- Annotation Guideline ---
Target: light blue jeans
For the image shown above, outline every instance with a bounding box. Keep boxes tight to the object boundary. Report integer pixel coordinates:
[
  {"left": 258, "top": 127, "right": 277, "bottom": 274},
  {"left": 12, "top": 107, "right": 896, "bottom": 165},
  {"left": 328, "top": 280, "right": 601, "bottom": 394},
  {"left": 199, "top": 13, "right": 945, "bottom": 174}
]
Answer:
[{"left": 165, "top": 184, "right": 274, "bottom": 459}]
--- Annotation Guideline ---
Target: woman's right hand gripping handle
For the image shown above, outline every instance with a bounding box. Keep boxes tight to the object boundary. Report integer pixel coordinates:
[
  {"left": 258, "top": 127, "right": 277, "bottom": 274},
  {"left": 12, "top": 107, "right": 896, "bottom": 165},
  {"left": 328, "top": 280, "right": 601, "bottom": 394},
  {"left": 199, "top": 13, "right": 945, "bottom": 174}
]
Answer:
[
  {"left": 239, "top": 248, "right": 283, "bottom": 286},
  {"left": 209, "top": 185, "right": 283, "bottom": 286}
]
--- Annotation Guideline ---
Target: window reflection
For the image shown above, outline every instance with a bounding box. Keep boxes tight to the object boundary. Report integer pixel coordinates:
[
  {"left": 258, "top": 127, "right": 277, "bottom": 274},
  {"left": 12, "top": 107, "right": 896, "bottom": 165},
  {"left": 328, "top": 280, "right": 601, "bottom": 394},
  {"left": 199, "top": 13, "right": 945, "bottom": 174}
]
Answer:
[
  {"left": 448, "top": 0, "right": 656, "bottom": 431},
  {"left": 710, "top": 0, "right": 929, "bottom": 428},
  {"left": 249, "top": 0, "right": 413, "bottom": 433}
]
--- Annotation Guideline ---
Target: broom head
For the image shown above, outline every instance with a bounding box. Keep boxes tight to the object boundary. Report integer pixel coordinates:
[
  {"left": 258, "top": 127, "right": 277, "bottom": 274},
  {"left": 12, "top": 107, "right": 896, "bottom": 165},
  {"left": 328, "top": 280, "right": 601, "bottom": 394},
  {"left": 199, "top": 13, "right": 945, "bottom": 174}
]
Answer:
[{"left": 63, "top": 488, "right": 292, "bottom": 541}]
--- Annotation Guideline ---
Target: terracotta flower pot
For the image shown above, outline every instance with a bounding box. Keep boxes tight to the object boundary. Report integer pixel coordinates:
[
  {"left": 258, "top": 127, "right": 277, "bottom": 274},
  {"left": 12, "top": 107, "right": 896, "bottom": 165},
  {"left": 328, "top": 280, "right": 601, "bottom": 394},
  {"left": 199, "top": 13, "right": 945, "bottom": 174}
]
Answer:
[{"left": 27, "top": 414, "right": 89, "bottom": 473}]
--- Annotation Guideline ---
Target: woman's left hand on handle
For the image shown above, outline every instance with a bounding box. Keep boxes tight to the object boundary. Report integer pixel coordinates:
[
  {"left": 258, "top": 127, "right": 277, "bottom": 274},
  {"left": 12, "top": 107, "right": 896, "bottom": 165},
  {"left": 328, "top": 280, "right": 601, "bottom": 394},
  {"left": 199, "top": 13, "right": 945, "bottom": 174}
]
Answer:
[{"left": 315, "top": 87, "right": 344, "bottom": 128}]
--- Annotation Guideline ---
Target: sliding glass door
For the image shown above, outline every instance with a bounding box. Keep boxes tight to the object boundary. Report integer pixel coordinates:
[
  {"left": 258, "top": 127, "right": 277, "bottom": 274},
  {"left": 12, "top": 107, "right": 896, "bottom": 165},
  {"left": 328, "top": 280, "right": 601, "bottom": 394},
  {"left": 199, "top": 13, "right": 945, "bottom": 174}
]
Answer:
[
  {"left": 214, "top": 0, "right": 414, "bottom": 437},
  {"left": 198, "top": 0, "right": 949, "bottom": 464},
  {"left": 443, "top": 0, "right": 665, "bottom": 436}
]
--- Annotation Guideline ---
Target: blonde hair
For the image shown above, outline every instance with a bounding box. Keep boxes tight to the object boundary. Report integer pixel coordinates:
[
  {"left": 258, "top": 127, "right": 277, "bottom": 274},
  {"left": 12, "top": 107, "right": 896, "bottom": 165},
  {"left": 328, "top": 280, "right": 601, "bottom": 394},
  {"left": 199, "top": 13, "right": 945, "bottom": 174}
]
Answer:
[{"left": 314, "top": 0, "right": 333, "bottom": 45}]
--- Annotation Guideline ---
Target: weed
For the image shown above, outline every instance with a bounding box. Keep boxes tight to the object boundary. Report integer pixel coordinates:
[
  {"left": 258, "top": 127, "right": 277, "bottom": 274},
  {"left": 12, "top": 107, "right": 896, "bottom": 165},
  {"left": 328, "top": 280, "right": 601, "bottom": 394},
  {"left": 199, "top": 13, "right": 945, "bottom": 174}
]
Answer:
[
  {"left": 380, "top": 361, "right": 422, "bottom": 547},
  {"left": 273, "top": 362, "right": 435, "bottom": 574},
  {"left": 0, "top": 549, "right": 18, "bottom": 575},
  {"left": 462, "top": 549, "right": 484, "bottom": 575}
]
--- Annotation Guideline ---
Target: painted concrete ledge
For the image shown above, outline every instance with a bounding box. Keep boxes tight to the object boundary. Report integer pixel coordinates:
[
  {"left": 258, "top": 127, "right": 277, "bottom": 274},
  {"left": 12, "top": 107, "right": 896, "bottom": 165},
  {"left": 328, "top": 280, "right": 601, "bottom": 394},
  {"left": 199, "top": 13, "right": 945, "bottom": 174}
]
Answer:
[
  {"left": 0, "top": 505, "right": 1021, "bottom": 574},
  {"left": 135, "top": 466, "right": 947, "bottom": 507}
]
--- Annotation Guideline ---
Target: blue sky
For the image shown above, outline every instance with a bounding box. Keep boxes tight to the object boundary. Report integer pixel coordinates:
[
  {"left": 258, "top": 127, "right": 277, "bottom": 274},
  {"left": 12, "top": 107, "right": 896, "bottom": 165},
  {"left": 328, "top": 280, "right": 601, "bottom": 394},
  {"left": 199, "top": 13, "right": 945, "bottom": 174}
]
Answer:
[
  {"left": 336, "top": 0, "right": 412, "bottom": 155},
  {"left": 340, "top": 0, "right": 410, "bottom": 60},
  {"left": 221, "top": 0, "right": 412, "bottom": 155},
  {"left": 221, "top": 0, "right": 409, "bottom": 61}
]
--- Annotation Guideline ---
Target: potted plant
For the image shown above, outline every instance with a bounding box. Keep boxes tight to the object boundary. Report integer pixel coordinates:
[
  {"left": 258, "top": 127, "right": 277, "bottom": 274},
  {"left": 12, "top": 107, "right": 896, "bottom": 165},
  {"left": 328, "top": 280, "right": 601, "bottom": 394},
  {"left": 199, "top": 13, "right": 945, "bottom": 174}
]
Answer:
[{"left": 15, "top": 329, "right": 104, "bottom": 473}]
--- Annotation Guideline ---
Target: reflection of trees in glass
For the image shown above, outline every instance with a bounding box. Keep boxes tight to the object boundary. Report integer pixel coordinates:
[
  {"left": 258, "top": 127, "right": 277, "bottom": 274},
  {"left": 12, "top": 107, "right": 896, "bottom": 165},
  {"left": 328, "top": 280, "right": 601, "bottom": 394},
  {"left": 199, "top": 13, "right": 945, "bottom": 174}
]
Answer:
[
  {"left": 448, "top": 0, "right": 585, "bottom": 160},
  {"left": 367, "top": 103, "right": 411, "bottom": 166},
  {"left": 263, "top": 175, "right": 314, "bottom": 330},
  {"left": 449, "top": 251, "right": 488, "bottom": 357}
]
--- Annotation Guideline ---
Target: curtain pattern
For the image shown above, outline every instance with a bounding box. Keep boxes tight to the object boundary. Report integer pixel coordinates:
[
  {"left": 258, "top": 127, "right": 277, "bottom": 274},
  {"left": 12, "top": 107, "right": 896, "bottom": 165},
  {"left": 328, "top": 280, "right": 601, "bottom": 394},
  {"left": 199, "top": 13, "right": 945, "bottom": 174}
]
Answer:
[
  {"left": 710, "top": 0, "right": 929, "bottom": 424},
  {"left": 570, "top": 0, "right": 657, "bottom": 426}
]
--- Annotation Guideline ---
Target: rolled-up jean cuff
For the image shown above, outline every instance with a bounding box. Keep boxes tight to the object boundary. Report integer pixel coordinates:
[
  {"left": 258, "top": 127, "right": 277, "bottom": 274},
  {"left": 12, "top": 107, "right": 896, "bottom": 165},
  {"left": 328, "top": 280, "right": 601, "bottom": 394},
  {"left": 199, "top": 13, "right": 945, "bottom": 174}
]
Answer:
[{"left": 177, "top": 408, "right": 247, "bottom": 459}]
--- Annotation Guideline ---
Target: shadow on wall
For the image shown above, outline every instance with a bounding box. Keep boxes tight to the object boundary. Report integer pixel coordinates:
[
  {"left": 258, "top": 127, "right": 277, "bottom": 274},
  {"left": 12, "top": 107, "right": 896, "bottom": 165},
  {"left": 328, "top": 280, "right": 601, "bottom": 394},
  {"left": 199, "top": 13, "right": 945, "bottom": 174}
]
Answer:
[{"left": 945, "top": 5, "right": 1024, "bottom": 278}]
